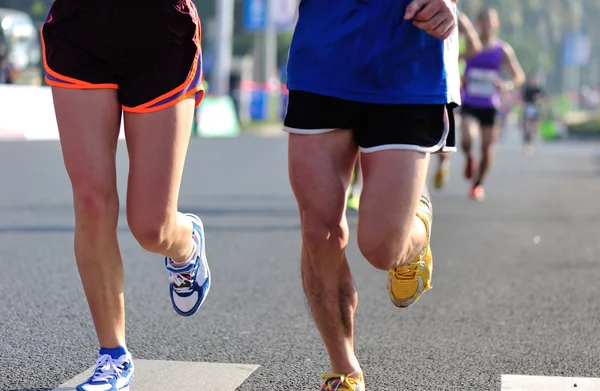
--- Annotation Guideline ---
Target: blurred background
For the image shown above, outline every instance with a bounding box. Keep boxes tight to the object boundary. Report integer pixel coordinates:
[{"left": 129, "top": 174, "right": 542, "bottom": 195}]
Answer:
[{"left": 0, "top": 0, "right": 598, "bottom": 137}]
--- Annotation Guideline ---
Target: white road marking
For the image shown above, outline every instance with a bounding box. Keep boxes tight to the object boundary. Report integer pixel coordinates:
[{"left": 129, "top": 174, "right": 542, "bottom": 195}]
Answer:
[
  {"left": 501, "top": 374, "right": 600, "bottom": 390},
  {"left": 52, "top": 359, "right": 259, "bottom": 391}
]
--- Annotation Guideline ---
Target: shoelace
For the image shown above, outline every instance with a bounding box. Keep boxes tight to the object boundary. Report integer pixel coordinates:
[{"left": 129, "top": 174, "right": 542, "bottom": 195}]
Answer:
[
  {"left": 394, "top": 261, "right": 422, "bottom": 280},
  {"left": 91, "top": 354, "right": 123, "bottom": 383},
  {"left": 321, "top": 373, "right": 362, "bottom": 391},
  {"left": 169, "top": 270, "right": 195, "bottom": 292}
]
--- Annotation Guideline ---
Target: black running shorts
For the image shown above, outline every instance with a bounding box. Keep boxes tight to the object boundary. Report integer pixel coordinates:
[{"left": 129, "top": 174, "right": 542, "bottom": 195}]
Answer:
[
  {"left": 284, "top": 90, "right": 457, "bottom": 153},
  {"left": 41, "top": 0, "right": 204, "bottom": 113},
  {"left": 460, "top": 104, "right": 498, "bottom": 127}
]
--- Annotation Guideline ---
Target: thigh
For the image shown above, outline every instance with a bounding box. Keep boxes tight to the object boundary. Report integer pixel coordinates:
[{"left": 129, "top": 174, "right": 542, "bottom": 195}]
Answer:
[
  {"left": 356, "top": 105, "right": 437, "bottom": 250},
  {"left": 480, "top": 109, "right": 500, "bottom": 146},
  {"left": 480, "top": 124, "right": 500, "bottom": 147},
  {"left": 359, "top": 150, "right": 430, "bottom": 255},
  {"left": 286, "top": 91, "right": 358, "bottom": 222},
  {"left": 118, "top": 2, "right": 204, "bottom": 113},
  {"left": 51, "top": 88, "right": 122, "bottom": 195},
  {"left": 123, "top": 98, "right": 195, "bottom": 218},
  {"left": 460, "top": 106, "right": 481, "bottom": 137}
]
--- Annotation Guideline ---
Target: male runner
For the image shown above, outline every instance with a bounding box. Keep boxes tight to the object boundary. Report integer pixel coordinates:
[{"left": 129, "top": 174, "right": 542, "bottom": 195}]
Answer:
[
  {"left": 521, "top": 72, "right": 546, "bottom": 155},
  {"left": 285, "top": 0, "right": 460, "bottom": 389},
  {"left": 41, "top": 1, "right": 211, "bottom": 390},
  {"left": 433, "top": 11, "right": 482, "bottom": 190},
  {"left": 460, "top": 8, "right": 525, "bottom": 200}
]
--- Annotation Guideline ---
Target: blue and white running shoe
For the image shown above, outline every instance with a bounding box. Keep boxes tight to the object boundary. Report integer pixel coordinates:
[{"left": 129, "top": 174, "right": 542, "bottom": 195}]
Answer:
[
  {"left": 165, "top": 213, "right": 211, "bottom": 316},
  {"left": 76, "top": 349, "right": 134, "bottom": 391}
]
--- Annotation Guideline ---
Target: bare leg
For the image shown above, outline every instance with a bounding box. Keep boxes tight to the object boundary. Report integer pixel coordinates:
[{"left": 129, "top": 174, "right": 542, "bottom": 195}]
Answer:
[
  {"left": 357, "top": 150, "right": 430, "bottom": 270},
  {"left": 52, "top": 88, "right": 125, "bottom": 348},
  {"left": 288, "top": 131, "right": 361, "bottom": 374},
  {"left": 123, "top": 99, "right": 197, "bottom": 262},
  {"left": 461, "top": 115, "right": 479, "bottom": 180},
  {"left": 474, "top": 125, "right": 499, "bottom": 187}
]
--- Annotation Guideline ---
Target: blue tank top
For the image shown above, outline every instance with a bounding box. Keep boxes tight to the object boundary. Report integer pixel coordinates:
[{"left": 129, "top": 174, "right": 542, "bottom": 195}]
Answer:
[
  {"left": 461, "top": 41, "right": 504, "bottom": 108},
  {"left": 286, "top": 0, "right": 461, "bottom": 105}
]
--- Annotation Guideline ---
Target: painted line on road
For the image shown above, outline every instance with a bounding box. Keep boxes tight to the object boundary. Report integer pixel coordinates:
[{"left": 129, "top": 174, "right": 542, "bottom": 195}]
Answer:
[
  {"left": 501, "top": 374, "right": 600, "bottom": 390},
  {"left": 52, "top": 359, "right": 260, "bottom": 391}
]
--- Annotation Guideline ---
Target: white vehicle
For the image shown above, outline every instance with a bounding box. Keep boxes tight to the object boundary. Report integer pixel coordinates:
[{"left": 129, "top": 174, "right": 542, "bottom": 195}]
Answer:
[{"left": 0, "top": 7, "right": 42, "bottom": 85}]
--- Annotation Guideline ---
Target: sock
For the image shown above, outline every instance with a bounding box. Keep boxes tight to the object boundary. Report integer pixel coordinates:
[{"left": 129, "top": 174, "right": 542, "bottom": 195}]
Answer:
[
  {"left": 99, "top": 346, "right": 128, "bottom": 360},
  {"left": 169, "top": 238, "right": 197, "bottom": 269},
  {"left": 169, "top": 228, "right": 208, "bottom": 284}
]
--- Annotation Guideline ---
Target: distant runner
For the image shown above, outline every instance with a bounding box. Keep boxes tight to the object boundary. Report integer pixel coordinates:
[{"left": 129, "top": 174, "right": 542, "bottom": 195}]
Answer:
[
  {"left": 433, "top": 11, "right": 482, "bottom": 190},
  {"left": 521, "top": 72, "right": 546, "bottom": 155},
  {"left": 459, "top": 8, "right": 525, "bottom": 201}
]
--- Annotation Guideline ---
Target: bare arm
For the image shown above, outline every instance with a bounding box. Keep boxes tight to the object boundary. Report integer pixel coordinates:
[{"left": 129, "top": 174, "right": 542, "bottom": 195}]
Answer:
[
  {"left": 458, "top": 12, "right": 482, "bottom": 60},
  {"left": 501, "top": 42, "right": 525, "bottom": 91}
]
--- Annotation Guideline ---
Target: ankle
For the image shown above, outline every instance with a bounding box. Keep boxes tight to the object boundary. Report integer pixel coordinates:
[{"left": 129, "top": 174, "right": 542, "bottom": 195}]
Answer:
[{"left": 330, "top": 357, "right": 362, "bottom": 376}]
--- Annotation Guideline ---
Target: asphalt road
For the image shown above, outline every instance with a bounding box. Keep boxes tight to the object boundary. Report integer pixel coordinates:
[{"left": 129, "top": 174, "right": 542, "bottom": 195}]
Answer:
[{"left": 1, "top": 130, "right": 599, "bottom": 391}]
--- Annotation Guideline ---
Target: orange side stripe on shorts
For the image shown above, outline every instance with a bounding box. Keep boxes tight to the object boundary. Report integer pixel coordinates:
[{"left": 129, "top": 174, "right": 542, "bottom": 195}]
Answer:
[
  {"left": 122, "top": 87, "right": 205, "bottom": 114},
  {"left": 44, "top": 78, "right": 118, "bottom": 90}
]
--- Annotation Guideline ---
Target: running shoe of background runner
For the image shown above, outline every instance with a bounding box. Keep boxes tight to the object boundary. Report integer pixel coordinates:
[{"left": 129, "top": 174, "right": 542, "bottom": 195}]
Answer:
[
  {"left": 470, "top": 184, "right": 485, "bottom": 201},
  {"left": 433, "top": 166, "right": 449, "bottom": 189},
  {"left": 165, "top": 214, "right": 211, "bottom": 316},
  {"left": 347, "top": 192, "right": 360, "bottom": 211},
  {"left": 387, "top": 195, "right": 433, "bottom": 307},
  {"left": 347, "top": 169, "right": 361, "bottom": 211}
]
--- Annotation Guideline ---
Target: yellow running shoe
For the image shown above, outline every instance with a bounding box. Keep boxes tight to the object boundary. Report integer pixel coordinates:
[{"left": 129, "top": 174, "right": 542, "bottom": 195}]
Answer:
[
  {"left": 321, "top": 373, "right": 365, "bottom": 391},
  {"left": 433, "top": 167, "right": 448, "bottom": 190},
  {"left": 387, "top": 195, "right": 433, "bottom": 308}
]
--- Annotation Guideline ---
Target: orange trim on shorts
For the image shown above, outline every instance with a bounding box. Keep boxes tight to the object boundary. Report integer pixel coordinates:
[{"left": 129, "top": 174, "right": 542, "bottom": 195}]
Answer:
[
  {"left": 121, "top": 0, "right": 203, "bottom": 114},
  {"left": 40, "top": 23, "right": 118, "bottom": 90},
  {"left": 123, "top": 88, "right": 205, "bottom": 114}
]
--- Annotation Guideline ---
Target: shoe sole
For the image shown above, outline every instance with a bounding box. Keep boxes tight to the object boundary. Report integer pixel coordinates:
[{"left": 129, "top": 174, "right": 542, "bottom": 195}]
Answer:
[{"left": 76, "top": 374, "right": 133, "bottom": 391}]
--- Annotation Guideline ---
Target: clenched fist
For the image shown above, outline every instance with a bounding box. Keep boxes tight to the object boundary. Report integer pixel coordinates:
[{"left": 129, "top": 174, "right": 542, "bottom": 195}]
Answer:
[{"left": 404, "top": 0, "right": 458, "bottom": 40}]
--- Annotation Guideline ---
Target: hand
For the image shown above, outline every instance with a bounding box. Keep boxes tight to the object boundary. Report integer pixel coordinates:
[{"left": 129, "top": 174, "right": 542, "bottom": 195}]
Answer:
[
  {"left": 495, "top": 79, "right": 514, "bottom": 94},
  {"left": 405, "top": 0, "right": 458, "bottom": 40}
]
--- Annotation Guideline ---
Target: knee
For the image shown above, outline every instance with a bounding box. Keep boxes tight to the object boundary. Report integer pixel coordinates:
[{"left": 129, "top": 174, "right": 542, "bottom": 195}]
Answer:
[
  {"left": 357, "top": 228, "right": 405, "bottom": 271},
  {"left": 300, "top": 206, "right": 349, "bottom": 264},
  {"left": 481, "top": 140, "right": 495, "bottom": 156},
  {"left": 460, "top": 136, "right": 472, "bottom": 151},
  {"left": 71, "top": 177, "right": 118, "bottom": 222},
  {"left": 127, "top": 209, "right": 173, "bottom": 254}
]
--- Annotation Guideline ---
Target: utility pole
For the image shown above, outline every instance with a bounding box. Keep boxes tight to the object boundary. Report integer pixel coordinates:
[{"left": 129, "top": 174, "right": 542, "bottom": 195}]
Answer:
[
  {"left": 212, "top": 0, "right": 235, "bottom": 95},
  {"left": 263, "top": 0, "right": 278, "bottom": 120}
]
